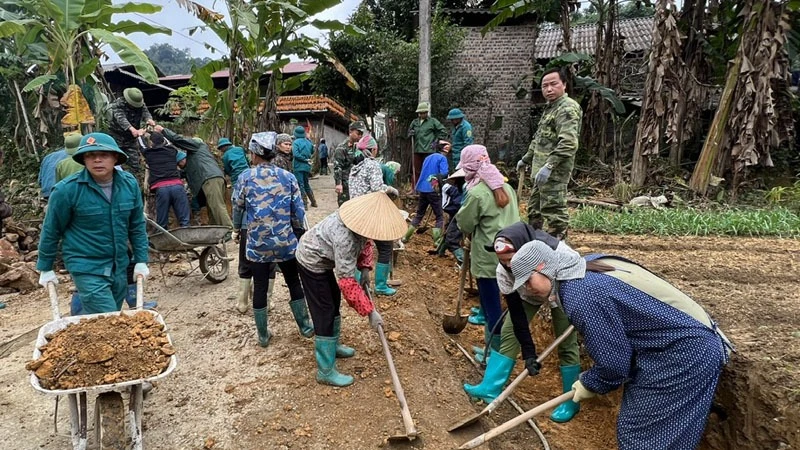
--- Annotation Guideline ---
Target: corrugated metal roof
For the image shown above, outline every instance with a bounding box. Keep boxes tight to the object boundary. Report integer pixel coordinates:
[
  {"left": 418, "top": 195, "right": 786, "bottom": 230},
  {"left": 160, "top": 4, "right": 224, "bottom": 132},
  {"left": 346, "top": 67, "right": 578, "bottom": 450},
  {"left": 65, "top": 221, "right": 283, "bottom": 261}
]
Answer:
[
  {"left": 534, "top": 17, "right": 653, "bottom": 59},
  {"left": 159, "top": 61, "right": 318, "bottom": 82}
]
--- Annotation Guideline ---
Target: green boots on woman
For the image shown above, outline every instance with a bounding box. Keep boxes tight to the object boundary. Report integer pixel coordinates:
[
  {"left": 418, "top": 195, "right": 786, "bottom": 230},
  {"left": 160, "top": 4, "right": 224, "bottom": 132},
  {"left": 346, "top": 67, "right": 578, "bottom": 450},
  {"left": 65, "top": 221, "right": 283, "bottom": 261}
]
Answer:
[
  {"left": 374, "top": 263, "right": 397, "bottom": 296},
  {"left": 333, "top": 316, "right": 355, "bottom": 358},
  {"left": 253, "top": 307, "right": 272, "bottom": 347},
  {"left": 315, "top": 336, "right": 354, "bottom": 387},
  {"left": 463, "top": 350, "right": 515, "bottom": 402},
  {"left": 289, "top": 298, "right": 314, "bottom": 337},
  {"left": 550, "top": 364, "right": 581, "bottom": 422}
]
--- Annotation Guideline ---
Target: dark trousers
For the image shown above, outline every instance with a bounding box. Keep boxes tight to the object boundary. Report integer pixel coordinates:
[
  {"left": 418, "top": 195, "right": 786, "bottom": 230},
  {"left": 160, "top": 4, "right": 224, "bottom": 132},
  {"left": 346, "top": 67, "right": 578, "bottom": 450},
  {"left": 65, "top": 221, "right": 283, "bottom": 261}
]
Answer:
[
  {"left": 477, "top": 278, "right": 503, "bottom": 336},
  {"left": 444, "top": 214, "right": 462, "bottom": 251},
  {"left": 237, "top": 229, "right": 252, "bottom": 278},
  {"left": 249, "top": 258, "right": 304, "bottom": 309},
  {"left": 411, "top": 192, "right": 444, "bottom": 228},
  {"left": 298, "top": 264, "right": 341, "bottom": 337},
  {"left": 320, "top": 157, "right": 328, "bottom": 175},
  {"left": 155, "top": 184, "right": 190, "bottom": 229},
  {"left": 295, "top": 170, "right": 313, "bottom": 196},
  {"left": 376, "top": 240, "right": 392, "bottom": 264}
]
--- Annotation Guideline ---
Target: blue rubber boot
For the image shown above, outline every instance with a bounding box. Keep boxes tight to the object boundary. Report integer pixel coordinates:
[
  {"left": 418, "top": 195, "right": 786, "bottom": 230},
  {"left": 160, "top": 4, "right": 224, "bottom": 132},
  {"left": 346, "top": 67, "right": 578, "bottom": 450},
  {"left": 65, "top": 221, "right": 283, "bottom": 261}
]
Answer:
[
  {"left": 468, "top": 307, "right": 486, "bottom": 325},
  {"left": 333, "top": 316, "right": 355, "bottom": 358},
  {"left": 124, "top": 283, "right": 157, "bottom": 310},
  {"left": 253, "top": 307, "right": 272, "bottom": 347},
  {"left": 289, "top": 298, "right": 314, "bottom": 338},
  {"left": 374, "top": 263, "right": 397, "bottom": 296},
  {"left": 315, "top": 336, "right": 354, "bottom": 387},
  {"left": 474, "top": 333, "right": 501, "bottom": 364},
  {"left": 452, "top": 248, "right": 464, "bottom": 264},
  {"left": 463, "top": 350, "right": 515, "bottom": 402},
  {"left": 470, "top": 306, "right": 481, "bottom": 315},
  {"left": 550, "top": 364, "right": 582, "bottom": 423}
]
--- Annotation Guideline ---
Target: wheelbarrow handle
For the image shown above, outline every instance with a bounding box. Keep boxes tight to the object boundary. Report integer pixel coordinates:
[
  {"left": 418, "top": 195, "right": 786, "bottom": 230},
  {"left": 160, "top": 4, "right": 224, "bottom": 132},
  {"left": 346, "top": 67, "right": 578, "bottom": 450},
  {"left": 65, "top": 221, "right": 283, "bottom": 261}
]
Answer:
[
  {"left": 135, "top": 275, "right": 144, "bottom": 310},
  {"left": 47, "top": 282, "right": 61, "bottom": 321}
]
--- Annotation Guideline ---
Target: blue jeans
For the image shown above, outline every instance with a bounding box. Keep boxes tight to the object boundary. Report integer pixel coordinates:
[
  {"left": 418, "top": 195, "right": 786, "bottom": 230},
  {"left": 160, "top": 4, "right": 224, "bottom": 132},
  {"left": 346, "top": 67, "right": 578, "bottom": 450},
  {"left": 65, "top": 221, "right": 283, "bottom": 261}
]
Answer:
[
  {"left": 295, "top": 170, "right": 312, "bottom": 196},
  {"left": 477, "top": 278, "right": 503, "bottom": 336},
  {"left": 155, "top": 184, "right": 190, "bottom": 229}
]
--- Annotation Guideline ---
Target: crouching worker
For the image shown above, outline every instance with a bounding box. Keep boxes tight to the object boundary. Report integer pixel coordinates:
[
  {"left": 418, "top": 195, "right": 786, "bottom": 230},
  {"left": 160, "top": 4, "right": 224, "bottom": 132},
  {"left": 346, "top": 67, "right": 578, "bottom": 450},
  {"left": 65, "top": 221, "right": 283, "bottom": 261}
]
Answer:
[
  {"left": 37, "top": 133, "right": 150, "bottom": 314},
  {"left": 232, "top": 132, "right": 313, "bottom": 346},
  {"left": 509, "top": 241, "right": 733, "bottom": 449},
  {"left": 295, "top": 192, "right": 407, "bottom": 387}
]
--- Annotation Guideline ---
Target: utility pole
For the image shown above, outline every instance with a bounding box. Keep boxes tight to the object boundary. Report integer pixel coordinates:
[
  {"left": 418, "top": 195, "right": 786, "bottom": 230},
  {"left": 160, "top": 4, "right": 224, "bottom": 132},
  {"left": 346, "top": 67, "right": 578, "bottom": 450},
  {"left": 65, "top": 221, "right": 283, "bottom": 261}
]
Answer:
[{"left": 418, "top": 0, "right": 431, "bottom": 104}]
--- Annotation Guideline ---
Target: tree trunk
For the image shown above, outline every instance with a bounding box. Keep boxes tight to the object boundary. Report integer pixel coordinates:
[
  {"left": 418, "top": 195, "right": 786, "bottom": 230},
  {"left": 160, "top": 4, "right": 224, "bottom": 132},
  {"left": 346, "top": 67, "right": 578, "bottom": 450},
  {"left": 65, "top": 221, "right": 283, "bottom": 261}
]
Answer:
[
  {"left": 13, "top": 80, "right": 40, "bottom": 162},
  {"left": 688, "top": 52, "right": 742, "bottom": 194}
]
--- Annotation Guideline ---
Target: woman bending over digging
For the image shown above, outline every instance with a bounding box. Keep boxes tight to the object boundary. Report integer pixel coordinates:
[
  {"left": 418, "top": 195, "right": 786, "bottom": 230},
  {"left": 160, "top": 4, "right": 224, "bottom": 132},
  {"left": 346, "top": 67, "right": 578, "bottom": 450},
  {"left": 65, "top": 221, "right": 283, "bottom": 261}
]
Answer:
[{"left": 509, "top": 240, "right": 732, "bottom": 449}]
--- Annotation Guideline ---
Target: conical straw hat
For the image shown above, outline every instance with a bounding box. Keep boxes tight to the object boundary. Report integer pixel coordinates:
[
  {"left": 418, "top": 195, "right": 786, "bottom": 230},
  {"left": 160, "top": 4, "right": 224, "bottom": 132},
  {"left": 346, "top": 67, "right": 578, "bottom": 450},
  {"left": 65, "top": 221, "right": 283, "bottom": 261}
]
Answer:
[{"left": 339, "top": 191, "right": 408, "bottom": 241}]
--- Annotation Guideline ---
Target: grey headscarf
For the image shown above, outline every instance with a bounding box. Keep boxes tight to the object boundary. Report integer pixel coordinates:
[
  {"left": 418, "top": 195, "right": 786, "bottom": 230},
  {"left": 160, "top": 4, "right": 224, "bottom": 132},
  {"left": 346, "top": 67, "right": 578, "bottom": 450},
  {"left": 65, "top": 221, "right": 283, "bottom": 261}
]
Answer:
[
  {"left": 276, "top": 133, "right": 292, "bottom": 145},
  {"left": 510, "top": 240, "right": 586, "bottom": 292}
]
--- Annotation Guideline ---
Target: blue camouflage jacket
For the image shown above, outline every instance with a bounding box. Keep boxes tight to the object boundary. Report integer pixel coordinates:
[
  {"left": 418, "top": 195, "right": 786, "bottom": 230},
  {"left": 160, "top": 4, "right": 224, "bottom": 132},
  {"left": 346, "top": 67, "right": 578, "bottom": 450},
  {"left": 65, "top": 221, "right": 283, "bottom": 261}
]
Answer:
[{"left": 232, "top": 163, "right": 306, "bottom": 263}]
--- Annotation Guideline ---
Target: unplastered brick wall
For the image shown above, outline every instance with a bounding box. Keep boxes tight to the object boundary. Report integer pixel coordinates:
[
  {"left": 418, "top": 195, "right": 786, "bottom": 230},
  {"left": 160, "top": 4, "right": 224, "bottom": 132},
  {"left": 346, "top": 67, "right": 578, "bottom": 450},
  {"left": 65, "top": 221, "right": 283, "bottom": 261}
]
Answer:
[{"left": 450, "top": 25, "right": 537, "bottom": 162}]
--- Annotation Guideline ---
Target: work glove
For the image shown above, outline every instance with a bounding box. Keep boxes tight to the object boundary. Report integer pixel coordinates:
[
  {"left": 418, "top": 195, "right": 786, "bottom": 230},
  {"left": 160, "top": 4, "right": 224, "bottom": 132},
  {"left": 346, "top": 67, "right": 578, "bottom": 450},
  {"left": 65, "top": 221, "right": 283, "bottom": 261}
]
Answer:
[
  {"left": 368, "top": 309, "right": 384, "bottom": 331},
  {"left": 384, "top": 186, "right": 399, "bottom": 199},
  {"left": 293, "top": 227, "right": 305, "bottom": 239},
  {"left": 359, "top": 268, "right": 371, "bottom": 291},
  {"left": 516, "top": 160, "right": 527, "bottom": 172},
  {"left": 133, "top": 263, "right": 150, "bottom": 280},
  {"left": 407, "top": 128, "right": 415, "bottom": 138},
  {"left": 38, "top": 270, "right": 58, "bottom": 288},
  {"left": 232, "top": 230, "right": 240, "bottom": 244},
  {"left": 534, "top": 165, "right": 552, "bottom": 186},
  {"left": 571, "top": 379, "right": 596, "bottom": 403},
  {"left": 524, "top": 357, "right": 541, "bottom": 376}
]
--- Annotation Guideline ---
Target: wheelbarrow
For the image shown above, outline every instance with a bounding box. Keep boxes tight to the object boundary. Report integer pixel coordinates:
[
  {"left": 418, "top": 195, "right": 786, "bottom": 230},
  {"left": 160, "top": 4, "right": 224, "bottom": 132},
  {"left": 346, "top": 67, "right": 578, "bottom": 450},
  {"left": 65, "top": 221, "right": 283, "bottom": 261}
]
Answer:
[
  {"left": 29, "top": 279, "right": 178, "bottom": 449},
  {"left": 146, "top": 217, "right": 230, "bottom": 284}
]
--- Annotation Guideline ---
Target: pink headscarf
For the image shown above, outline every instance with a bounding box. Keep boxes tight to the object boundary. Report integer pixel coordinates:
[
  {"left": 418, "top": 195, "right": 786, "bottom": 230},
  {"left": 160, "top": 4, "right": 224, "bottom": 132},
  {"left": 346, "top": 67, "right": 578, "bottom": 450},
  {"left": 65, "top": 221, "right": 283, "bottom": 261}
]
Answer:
[{"left": 458, "top": 145, "right": 505, "bottom": 190}]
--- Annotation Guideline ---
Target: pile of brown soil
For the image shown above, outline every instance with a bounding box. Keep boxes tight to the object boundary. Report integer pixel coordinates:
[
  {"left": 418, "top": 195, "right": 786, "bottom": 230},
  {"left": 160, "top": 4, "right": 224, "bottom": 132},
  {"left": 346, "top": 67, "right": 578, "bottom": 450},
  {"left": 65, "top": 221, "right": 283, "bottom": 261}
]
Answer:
[{"left": 25, "top": 311, "right": 173, "bottom": 390}]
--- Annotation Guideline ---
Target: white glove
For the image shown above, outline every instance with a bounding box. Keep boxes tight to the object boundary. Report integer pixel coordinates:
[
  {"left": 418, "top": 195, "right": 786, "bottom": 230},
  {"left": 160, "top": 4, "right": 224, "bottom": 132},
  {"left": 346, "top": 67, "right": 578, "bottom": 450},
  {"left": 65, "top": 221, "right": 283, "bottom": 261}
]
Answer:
[
  {"left": 368, "top": 310, "right": 384, "bottom": 331},
  {"left": 516, "top": 160, "right": 527, "bottom": 172},
  {"left": 571, "top": 379, "right": 596, "bottom": 403},
  {"left": 384, "top": 186, "right": 399, "bottom": 199},
  {"left": 38, "top": 270, "right": 58, "bottom": 288},
  {"left": 133, "top": 263, "right": 150, "bottom": 280},
  {"left": 232, "top": 230, "right": 240, "bottom": 244}
]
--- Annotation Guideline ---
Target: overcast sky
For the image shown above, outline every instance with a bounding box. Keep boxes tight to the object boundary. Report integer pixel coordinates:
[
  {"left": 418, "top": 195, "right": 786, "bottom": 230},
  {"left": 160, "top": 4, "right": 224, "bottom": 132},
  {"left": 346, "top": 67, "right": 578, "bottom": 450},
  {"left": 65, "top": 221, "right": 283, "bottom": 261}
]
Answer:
[{"left": 107, "top": 0, "right": 361, "bottom": 64}]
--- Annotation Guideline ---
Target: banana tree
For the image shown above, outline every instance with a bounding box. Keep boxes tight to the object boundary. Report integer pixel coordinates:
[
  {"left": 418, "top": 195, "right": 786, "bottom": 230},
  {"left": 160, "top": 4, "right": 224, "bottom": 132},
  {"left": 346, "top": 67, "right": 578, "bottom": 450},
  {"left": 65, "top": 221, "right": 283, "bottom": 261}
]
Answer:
[{"left": 177, "top": 0, "right": 360, "bottom": 140}]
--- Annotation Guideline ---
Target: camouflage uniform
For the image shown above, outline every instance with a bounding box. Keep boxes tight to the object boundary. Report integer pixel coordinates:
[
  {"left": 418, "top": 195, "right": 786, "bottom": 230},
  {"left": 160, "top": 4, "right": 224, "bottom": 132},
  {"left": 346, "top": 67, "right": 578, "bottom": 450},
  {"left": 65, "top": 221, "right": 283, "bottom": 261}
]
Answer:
[
  {"left": 232, "top": 163, "right": 306, "bottom": 263},
  {"left": 332, "top": 140, "right": 357, "bottom": 206},
  {"left": 107, "top": 97, "right": 152, "bottom": 175},
  {"left": 274, "top": 151, "right": 292, "bottom": 172},
  {"left": 520, "top": 94, "right": 582, "bottom": 237}
]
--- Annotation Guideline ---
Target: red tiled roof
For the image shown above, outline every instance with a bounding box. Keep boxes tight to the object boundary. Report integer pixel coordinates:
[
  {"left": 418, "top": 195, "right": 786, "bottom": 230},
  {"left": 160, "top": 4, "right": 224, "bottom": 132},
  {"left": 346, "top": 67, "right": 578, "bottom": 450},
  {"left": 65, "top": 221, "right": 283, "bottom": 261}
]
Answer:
[
  {"left": 534, "top": 17, "right": 653, "bottom": 59},
  {"left": 159, "top": 61, "right": 318, "bottom": 81},
  {"left": 277, "top": 95, "right": 358, "bottom": 122}
]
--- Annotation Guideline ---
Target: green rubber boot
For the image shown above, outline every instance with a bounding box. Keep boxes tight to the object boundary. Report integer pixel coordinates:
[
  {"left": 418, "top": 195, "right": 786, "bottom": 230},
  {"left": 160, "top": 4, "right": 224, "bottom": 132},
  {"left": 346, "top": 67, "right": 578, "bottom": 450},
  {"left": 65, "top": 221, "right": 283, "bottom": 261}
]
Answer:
[
  {"left": 474, "top": 333, "right": 501, "bottom": 364},
  {"left": 315, "top": 336, "right": 354, "bottom": 387},
  {"left": 550, "top": 365, "right": 582, "bottom": 422},
  {"left": 235, "top": 278, "right": 251, "bottom": 314},
  {"left": 374, "top": 263, "right": 397, "bottom": 296},
  {"left": 253, "top": 307, "right": 272, "bottom": 347},
  {"left": 401, "top": 225, "right": 416, "bottom": 243},
  {"left": 452, "top": 247, "right": 464, "bottom": 264},
  {"left": 333, "top": 316, "right": 355, "bottom": 358},
  {"left": 468, "top": 307, "right": 486, "bottom": 325},
  {"left": 431, "top": 227, "right": 442, "bottom": 246},
  {"left": 289, "top": 298, "right": 314, "bottom": 338},
  {"left": 463, "top": 350, "right": 515, "bottom": 402}
]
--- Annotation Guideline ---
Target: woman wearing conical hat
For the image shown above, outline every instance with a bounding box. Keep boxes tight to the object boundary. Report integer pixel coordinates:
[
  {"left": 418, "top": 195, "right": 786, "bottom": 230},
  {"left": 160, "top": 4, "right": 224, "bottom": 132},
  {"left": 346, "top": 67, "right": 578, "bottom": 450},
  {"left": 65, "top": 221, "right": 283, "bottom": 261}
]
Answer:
[{"left": 295, "top": 191, "right": 407, "bottom": 387}]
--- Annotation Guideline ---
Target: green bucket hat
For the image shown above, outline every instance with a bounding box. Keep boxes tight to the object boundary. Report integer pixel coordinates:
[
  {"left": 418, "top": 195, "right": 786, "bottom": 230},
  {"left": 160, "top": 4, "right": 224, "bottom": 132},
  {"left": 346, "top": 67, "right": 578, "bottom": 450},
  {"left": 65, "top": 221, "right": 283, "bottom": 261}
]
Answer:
[
  {"left": 447, "top": 108, "right": 465, "bottom": 120},
  {"left": 415, "top": 102, "right": 430, "bottom": 113},
  {"left": 217, "top": 137, "right": 232, "bottom": 149},
  {"left": 72, "top": 132, "right": 128, "bottom": 165},
  {"left": 123, "top": 88, "right": 144, "bottom": 108},
  {"left": 64, "top": 133, "right": 83, "bottom": 156}
]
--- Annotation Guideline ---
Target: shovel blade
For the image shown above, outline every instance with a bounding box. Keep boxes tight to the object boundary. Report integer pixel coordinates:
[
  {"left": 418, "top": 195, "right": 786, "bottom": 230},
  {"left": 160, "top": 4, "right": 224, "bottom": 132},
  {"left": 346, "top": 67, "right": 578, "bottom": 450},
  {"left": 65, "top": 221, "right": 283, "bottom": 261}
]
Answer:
[
  {"left": 385, "top": 430, "right": 419, "bottom": 443},
  {"left": 447, "top": 412, "right": 484, "bottom": 432},
  {"left": 442, "top": 314, "right": 469, "bottom": 335}
]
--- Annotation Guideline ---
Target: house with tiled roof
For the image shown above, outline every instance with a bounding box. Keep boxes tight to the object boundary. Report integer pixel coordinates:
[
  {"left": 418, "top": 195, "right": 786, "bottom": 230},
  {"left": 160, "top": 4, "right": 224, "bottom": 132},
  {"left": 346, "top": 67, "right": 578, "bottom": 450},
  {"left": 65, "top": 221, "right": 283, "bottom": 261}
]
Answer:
[{"left": 534, "top": 17, "right": 653, "bottom": 59}]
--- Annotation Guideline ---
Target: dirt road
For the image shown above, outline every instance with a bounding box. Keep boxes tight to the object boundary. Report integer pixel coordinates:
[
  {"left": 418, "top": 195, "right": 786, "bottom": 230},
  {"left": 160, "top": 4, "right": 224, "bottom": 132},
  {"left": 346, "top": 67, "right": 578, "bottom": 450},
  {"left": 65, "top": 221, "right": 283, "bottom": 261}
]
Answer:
[{"left": 2, "top": 175, "right": 798, "bottom": 449}]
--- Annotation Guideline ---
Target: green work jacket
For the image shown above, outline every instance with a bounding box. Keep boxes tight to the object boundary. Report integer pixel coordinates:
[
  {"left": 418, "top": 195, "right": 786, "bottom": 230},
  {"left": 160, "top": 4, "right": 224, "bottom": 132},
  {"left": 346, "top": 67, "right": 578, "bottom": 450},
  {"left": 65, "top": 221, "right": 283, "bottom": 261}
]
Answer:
[
  {"left": 450, "top": 119, "right": 474, "bottom": 166},
  {"left": 409, "top": 117, "right": 447, "bottom": 154},
  {"left": 162, "top": 129, "right": 224, "bottom": 198},
  {"left": 520, "top": 94, "right": 582, "bottom": 190},
  {"left": 37, "top": 169, "right": 149, "bottom": 276},
  {"left": 456, "top": 182, "right": 520, "bottom": 279}
]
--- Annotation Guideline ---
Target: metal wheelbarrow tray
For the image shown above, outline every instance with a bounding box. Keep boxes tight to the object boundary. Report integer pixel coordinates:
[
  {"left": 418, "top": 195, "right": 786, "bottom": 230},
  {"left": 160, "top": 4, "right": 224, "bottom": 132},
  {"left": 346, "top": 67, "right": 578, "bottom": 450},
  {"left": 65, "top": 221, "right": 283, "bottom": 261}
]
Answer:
[{"left": 147, "top": 223, "right": 230, "bottom": 284}]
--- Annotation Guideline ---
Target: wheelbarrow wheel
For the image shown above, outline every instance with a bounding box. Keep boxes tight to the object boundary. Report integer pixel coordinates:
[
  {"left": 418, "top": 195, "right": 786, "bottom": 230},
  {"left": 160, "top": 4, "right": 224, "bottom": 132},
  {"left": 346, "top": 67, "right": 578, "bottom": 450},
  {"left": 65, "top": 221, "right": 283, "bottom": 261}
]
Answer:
[
  {"left": 200, "top": 246, "right": 229, "bottom": 283},
  {"left": 95, "top": 392, "right": 125, "bottom": 450}
]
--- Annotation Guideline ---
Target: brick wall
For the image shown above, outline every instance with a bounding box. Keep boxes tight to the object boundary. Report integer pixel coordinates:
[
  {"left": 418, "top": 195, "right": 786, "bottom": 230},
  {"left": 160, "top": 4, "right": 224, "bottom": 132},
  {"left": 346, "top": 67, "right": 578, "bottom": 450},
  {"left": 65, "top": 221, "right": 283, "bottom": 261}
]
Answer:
[{"left": 450, "top": 25, "right": 538, "bottom": 163}]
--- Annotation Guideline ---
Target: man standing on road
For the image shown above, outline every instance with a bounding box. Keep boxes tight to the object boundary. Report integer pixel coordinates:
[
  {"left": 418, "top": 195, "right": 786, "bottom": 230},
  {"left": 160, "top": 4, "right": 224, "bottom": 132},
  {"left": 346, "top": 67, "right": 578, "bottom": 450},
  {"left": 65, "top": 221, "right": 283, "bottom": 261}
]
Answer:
[
  {"left": 36, "top": 133, "right": 150, "bottom": 314},
  {"left": 157, "top": 126, "right": 233, "bottom": 229},
  {"left": 446, "top": 108, "right": 473, "bottom": 170},
  {"left": 318, "top": 138, "right": 329, "bottom": 175},
  {"left": 107, "top": 87, "right": 156, "bottom": 176},
  {"left": 408, "top": 102, "right": 447, "bottom": 187},
  {"left": 333, "top": 121, "right": 365, "bottom": 206},
  {"left": 516, "top": 68, "right": 582, "bottom": 239}
]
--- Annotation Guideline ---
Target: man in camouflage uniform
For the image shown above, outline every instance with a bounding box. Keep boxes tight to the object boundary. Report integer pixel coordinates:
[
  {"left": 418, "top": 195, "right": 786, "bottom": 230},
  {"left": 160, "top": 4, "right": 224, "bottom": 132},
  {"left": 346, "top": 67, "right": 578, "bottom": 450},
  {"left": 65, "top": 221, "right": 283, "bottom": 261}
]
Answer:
[
  {"left": 516, "top": 68, "right": 582, "bottom": 239},
  {"left": 107, "top": 88, "right": 156, "bottom": 176},
  {"left": 333, "top": 121, "right": 365, "bottom": 206}
]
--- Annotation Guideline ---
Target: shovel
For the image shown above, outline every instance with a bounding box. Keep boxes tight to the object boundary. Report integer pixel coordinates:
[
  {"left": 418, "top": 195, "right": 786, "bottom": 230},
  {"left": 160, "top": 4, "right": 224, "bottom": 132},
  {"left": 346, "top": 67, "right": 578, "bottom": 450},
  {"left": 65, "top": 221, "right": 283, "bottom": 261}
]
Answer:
[
  {"left": 448, "top": 324, "right": 575, "bottom": 431},
  {"left": 458, "top": 391, "right": 575, "bottom": 449},
  {"left": 366, "top": 288, "right": 419, "bottom": 442},
  {"left": 442, "top": 247, "right": 470, "bottom": 334}
]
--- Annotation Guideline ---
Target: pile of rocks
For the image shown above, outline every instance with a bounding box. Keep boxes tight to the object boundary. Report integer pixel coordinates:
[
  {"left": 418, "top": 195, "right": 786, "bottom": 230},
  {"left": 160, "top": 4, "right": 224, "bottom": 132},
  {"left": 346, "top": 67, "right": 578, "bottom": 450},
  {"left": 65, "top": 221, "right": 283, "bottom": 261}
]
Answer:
[{"left": 0, "top": 219, "right": 41, "bottom": 293}]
